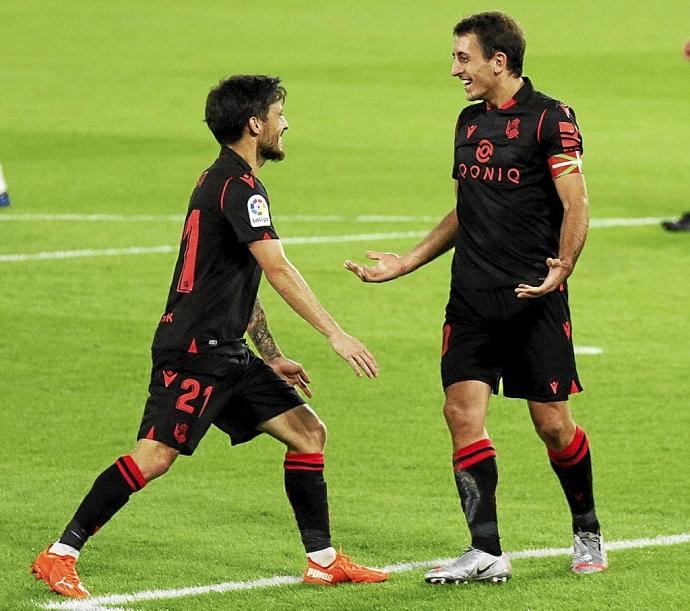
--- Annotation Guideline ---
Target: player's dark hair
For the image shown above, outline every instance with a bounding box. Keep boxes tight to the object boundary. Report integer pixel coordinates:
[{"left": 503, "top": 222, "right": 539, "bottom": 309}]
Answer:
[
  {"left": 454, "top": 12, "right": 526, "bottom": 76},
  {"left": 205, "top": 75, "right": 286, "bottom": 145}
]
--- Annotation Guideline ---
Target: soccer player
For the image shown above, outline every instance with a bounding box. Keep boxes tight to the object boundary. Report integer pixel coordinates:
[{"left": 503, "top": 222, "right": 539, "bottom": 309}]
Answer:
[
  {"left": 32, "top": 75, "right": 388, "bottom": 598},
  {"left": 345, "top": 12, "right": 607, "bottom": 583}
]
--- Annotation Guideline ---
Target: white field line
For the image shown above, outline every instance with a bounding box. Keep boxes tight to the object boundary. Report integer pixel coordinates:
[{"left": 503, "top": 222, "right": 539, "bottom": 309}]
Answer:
[
  {"left": 0, "top": 215, "right": 668, "bottom": 263},
  {"left": 0, "top": 232, "right": 428, "bottom": 263},
  {"left": 39, "top": 533, "right": 690, "bottom": 610},
  {"left": 0, "top": 213, "right": 185, "bottom": 222},
  {"left": 0, "top": 245, "right": 177, "bottom": 262},
  {"left": 0, "top": 213, "right": 666, "bottom": 227},
  {"left": 574, "top": 346, "right": 603, "bottom": 355},
  {"left": 0, "top": 213, "right": 434, "bottom": 223},
  {"left": 588, "top": 217, "right": 664, "bottom": 228}
]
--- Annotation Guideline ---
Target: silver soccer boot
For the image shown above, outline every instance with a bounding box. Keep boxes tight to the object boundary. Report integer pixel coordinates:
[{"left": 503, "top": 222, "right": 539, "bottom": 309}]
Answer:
[
  {"left": 425, "top": 547, "right": 512, "bottom": 584},
  {"left": 572, "top": 530, "right": 608, "bottom": 574}
]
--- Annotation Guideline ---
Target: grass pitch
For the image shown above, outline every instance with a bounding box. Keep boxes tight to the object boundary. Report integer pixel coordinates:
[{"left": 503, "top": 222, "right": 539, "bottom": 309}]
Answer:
[{"left": 1, "top": 1, "right": 689, "bottom": 609}]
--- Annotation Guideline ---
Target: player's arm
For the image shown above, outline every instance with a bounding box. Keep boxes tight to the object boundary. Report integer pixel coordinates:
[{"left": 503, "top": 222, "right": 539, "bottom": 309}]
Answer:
[
  {"left": 246, "top": 295, "right": 312, "bottom": 397},
  {"left": 248, "top": 239, "right": 378, "bottom": 379},
  {"left": 344, "top": 181, "right": 459, "bottom": 283},
  {"left": 515, "top": 173, "right": 589, "bottom": 299},
  {"left": 246, "top": 295, "right": 282, "bottom": 361}
]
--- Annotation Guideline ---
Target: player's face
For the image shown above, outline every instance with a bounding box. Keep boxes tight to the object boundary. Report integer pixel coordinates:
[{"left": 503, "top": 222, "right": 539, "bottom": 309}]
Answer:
[
  {"left": 258, "top": 101, "right": 289, "bottom": 161},
  {"left": 451, "top": 34, "right": 497, "bottom": 102}
]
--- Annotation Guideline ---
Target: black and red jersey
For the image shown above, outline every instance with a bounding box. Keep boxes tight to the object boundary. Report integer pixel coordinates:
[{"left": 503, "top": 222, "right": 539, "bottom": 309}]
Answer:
[
  {"left": 151, "top": 147, "right": 278, "bottom": 364},
  {"left": 450, "top": 77, "right": 583, "bottom": 290}
]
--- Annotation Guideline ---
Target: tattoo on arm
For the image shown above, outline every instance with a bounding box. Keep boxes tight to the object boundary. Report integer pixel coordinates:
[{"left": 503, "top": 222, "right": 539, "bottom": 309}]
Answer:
[{"left": 247, "top": 296, "right": 282, "bottom": 361}]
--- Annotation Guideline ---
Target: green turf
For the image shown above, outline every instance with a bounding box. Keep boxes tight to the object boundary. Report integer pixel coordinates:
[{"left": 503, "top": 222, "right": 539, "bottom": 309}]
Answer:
[{"left": 2, "top": 0, "right": 689, "bottom": 609}]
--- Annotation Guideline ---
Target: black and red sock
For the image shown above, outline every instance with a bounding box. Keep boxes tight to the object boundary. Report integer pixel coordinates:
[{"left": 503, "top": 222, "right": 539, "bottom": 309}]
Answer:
[
  {"left": 452, "top": 439, "right": 501, "bottom": 556},
  {"left": 283, "top": 452, "right": 331, "bottom": 553},
  {"left": 59, "top": 455, "right": 146, "bottom": 551},
  {"left": 548, "top": 427, "right": 599, "bottom": 533}
]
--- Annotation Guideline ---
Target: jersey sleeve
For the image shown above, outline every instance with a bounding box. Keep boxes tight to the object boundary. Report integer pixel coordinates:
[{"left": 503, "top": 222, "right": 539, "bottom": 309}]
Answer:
[
  {"left": 220, "top": 176, "right": 279, "bottom": 244},
  {"left": 538, "top": 102, "right": 584, "bottom": 180}
]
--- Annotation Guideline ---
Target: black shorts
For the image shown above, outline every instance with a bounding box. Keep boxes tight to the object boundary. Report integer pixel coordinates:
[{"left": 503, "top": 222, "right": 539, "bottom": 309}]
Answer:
[
  {"left": 137, "top": 350, "right": 305, "bottom": 455},
  {"left": 441, "top": 285, "right": 583, "bottom": 402}
]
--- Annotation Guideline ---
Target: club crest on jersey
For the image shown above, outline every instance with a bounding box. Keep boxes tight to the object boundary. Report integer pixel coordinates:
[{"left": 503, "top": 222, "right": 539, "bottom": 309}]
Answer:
[
  {"left": 247, "top": 194, "right": 271, "bottom": 227},
  {"left": 505, "top": 118, "right": 520, "bottom": 139}
]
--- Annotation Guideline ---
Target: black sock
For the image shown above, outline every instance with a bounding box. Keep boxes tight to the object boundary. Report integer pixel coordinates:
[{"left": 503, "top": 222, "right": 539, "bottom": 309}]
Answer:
[
  {"left": 284, "top": 452, "right": 331, "bottom": 553},
  {"left": 59, "top": 455, "right": 146, "bottom": 550},
  {"left": 452, "top": 439, "right": 501, "bottom": 556},
  {"left": 548, "top": 427, "right": 600, "bottom": 533}
]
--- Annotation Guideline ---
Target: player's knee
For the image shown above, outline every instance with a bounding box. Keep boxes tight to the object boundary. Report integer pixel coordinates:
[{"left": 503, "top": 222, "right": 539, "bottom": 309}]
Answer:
[
  {"left": 146, "top": 454, "right": 175, "bottom": 480},
  {"left": 306, "top": 417, "right": 327, "bottom": 452},
  {"left": 293, "top": 415, "right": 327, "bottom": 453},
  {"left": 443, "top": 400, "right": 482, "bottom": 434},
  {"left": 534, "top": 419, "right": 574, "bottom": 451},
  {"left": 130, "top": 441, "right": 178, "bottom": 481}
]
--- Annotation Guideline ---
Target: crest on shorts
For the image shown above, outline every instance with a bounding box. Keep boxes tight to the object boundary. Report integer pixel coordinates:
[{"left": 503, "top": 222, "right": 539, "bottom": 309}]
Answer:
[
  {"left": 174, "top": 422, "right": 189, "bottom": 444},
  {"left": 505, "top": 118, "right": 520, "bottom": 139}
]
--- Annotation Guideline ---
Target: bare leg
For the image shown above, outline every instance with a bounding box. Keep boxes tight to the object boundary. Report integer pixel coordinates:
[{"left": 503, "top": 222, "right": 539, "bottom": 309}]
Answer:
[
  {"left": 443, "top": 380, "right": 501, "bottom": 556},
  {"left": 529, "top": 400, "right": 599, "bottom": 534}
]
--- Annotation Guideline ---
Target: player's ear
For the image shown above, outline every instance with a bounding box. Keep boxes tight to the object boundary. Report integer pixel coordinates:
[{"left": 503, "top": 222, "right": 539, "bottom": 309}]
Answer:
[
  {"left": 493, "top": 51, "right": 507, "bottom": 75},
  {"left": 248, "top": 116, "right": 262, "bottom": 136}
]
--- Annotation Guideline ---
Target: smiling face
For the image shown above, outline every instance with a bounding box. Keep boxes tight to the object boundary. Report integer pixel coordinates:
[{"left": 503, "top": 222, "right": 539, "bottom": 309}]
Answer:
[
  {"left": 258, "top": 101, "right": 289, "bottom": 162},
  {"left": 451, "top": 33, "right": 500, "bottom": 102}
]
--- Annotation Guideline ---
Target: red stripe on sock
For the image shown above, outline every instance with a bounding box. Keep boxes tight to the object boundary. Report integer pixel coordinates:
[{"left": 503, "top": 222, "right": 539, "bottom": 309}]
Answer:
[
  {"left": 121, "top": 455, "right": 147, "bottom": 489},
  {"left": 453, "top": 439, "right": 496, "bottom": 471},
  {"left": 453, "top": 448, "right": 496, "bottom": 471},
  {"left": 284, "top": 452, "right": 325, "bottom": 471},
  {"left": 548, "top": 427, "right": 584, "bottom": 460},
  {"left": 557, "top": 440, "right": 589, "bottom": 467},
  {"left": 548, "top": 427, "right": 589, "bottom": 467},
  {"left": 116, "top": 460, "right": 138, "bottom": 492},
  {"left": 453, "top": 438, "right": 493, "bottom": 462},
  {"left": 284, "top": 452, "right": 324, "bottom": 465},
  {"left": 284, "top": 465, "right": 325, "bottom": 471}
]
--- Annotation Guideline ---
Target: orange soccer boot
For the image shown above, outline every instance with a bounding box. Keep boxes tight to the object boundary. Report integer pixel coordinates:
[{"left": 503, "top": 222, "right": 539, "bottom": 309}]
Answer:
[
  {"left": 31, "top": 547, "right": 90, "bottom": 598},
  {"left": 303, "top": 550, "right": 389, "bottom": 585}
]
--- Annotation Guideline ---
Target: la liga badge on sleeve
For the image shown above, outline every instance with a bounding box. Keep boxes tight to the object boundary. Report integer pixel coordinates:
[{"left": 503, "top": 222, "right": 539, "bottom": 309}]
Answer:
[{"left": 247, "top": 194, "right": 271, "bottom": 227}]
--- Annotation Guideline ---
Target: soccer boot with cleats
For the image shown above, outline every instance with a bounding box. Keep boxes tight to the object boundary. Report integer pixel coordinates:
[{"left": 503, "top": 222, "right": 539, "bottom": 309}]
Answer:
[
  {"left": 572, "top": 530, "right": 608, "bottom": 574},
  {"left": 303, "top": 550, "right": 389, "bottom": 585},
  {"left": 31, "top": 547, "right": 90, "bottom": 598},
  {"left": 425, "top": 547, "right": 511, "bottom": 584}
]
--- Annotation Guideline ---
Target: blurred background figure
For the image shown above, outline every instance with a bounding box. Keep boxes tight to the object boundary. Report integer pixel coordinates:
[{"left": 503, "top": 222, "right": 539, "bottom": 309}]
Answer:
[
  {"left": 0, "top": 163, "right": 9, "bottom": 207},
  {"left": 661, "top": 41, "right": 690, "bottom": 232},
  {"left": 662, "top": 212, "right": 690, "bottom": 232}
]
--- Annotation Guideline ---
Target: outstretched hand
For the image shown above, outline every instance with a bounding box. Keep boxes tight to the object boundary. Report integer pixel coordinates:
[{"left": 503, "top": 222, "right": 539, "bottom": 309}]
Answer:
[
  {"left": 266, "top": 356, "right": 312, "bottom": 398},
  {"left": 344, "top": 251, "right": 406, "bottom": 283},
  {"left": 328, "top": 330, "right": 379, "bottom": 379},
  {"left": 515, "top": 257, "right": 571, "bottom": 299}
]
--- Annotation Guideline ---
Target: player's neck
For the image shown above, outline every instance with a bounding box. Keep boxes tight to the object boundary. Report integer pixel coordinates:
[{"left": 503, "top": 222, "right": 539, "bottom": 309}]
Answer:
[
  {"left": 227, "top": 141, "right": 262, "bottom": 173},
  {"left": 486, "top": 76, "right": 523, "bottom": 109}
]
